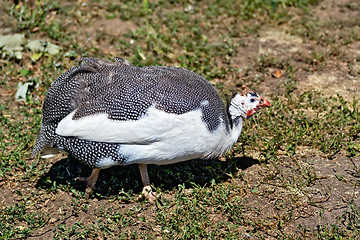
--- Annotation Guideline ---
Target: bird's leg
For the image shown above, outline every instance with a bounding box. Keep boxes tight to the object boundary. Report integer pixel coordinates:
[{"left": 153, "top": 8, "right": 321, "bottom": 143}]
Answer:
[
  {"left": 75, "top": 168, "right": 101, "bottom": 198},
  {"left": 138, "top": 164, "right": 157, "bottom": 203}
]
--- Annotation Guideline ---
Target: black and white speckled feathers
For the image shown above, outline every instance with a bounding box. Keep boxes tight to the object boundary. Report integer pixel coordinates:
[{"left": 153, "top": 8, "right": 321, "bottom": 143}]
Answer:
[
  {"left": 32, "top": 58, "right": 231, "bottom": 167},
  {"left": 52, "top": 136, "right": 126, "bottom": 168}
]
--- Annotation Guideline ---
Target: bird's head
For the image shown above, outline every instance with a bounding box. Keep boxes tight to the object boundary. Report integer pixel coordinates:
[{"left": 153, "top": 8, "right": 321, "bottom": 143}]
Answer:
[{"left": 228, "top": 85, "right": 271, "bottom": 122}]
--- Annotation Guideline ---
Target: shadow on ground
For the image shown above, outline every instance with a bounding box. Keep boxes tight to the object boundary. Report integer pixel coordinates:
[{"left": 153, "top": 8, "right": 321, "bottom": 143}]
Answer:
[{"left": 36, "top": 156, "right": 259, "bottom": 197}]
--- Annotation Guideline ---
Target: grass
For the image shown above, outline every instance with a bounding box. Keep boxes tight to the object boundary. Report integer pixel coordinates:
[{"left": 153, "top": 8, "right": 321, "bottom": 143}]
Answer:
[{"left": 0, "top": 0, "right": 359, "bottom": 239}]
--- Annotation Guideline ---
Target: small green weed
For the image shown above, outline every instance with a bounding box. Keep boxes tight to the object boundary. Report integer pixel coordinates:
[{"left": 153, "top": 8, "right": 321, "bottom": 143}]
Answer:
[
  {"left": 7, "top": 1, "right": 62, "bottom": 40},
  {"left": 0, "top": 202, "right": 49, "bottom": 239}
]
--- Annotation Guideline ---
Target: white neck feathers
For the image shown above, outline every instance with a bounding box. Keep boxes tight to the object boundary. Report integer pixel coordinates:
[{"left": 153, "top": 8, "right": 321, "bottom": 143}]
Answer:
[{"left": 228, "top": 94, "right": 247, "bottom": 121}]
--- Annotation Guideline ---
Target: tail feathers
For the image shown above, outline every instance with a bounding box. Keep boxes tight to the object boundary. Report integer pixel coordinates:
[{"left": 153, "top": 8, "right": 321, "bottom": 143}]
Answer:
[
  {"left": 32, "top": 135, "right": 47, "bottom": 157},
  {"left": 32, "top": 124, "right": 56, "bottom": 158}
]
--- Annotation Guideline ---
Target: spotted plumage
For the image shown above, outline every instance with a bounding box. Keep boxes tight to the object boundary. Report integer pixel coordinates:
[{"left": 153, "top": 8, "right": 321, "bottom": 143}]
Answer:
[{"left": 33, "top": 57, "right": 271, "bottom": 202}]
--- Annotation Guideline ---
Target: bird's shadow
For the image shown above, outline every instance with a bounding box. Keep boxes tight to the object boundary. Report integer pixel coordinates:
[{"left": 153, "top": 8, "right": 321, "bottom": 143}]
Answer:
[{"left": 36, "top": 155, "right": 260, "bottom": 197}]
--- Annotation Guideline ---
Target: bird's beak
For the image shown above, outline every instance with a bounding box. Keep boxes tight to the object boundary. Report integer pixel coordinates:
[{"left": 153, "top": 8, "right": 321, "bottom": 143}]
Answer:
[{"left": 258, "top": 97, "right": 271, "bottom": 108}]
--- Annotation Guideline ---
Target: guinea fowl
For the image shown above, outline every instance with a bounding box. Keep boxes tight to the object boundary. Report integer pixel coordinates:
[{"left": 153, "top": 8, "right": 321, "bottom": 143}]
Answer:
[{"left": 32, "top": 57, "right": 271, "bottom": 202}]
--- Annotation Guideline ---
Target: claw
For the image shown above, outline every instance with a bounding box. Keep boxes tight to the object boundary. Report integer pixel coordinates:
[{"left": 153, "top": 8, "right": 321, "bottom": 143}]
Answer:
[
  {"left": 75, "top": 168, "right": 100, "bottom": 198},
  {"left": 138, "top": 185, "right": 158, "bottom": 203}
]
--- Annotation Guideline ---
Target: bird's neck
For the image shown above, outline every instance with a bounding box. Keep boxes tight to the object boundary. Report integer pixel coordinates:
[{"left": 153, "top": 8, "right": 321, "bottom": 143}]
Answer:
[
  {"left": 230, "top": 116, "right": 243, "bottom": 139},
  {"left": 228, "top": 94, "right": 247, "bottom": 120}
]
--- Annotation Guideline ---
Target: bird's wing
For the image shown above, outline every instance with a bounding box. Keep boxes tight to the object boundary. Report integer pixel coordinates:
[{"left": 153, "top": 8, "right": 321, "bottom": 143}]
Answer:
[{"left": 56, "top": 105, "right": 202, "bottom": 144}]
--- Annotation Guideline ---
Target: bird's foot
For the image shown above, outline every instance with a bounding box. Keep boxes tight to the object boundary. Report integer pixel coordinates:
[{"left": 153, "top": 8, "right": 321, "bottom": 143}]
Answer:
[
  {"left": 75, "top": 169, "right": 100, "bottom": 198},
  {"left": 138, "top": 185, "right": 158, "bottom": 203},
  {"left": 75, "top": 176, "right": 95, "bottom": 198}
]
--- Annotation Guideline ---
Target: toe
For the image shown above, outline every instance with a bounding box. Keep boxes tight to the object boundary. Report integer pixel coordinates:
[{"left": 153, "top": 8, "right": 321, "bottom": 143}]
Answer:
[
  {"left": 139, "top": 185, "right": 158, "bottom": 203},
  {"left": 75, "top": 177, "right": 87, "bottom": 182}
]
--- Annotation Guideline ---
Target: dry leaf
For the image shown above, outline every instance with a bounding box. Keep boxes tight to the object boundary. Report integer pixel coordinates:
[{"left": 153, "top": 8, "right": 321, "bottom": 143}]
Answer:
[{"left": 272, "top": 69, "right": 282, "bottom": 78}]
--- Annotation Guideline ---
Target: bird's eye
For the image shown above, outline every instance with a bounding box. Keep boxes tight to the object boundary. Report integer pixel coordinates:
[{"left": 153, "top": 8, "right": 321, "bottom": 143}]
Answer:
[{"left": 250, "top": 98, "right": 255, "bottom": 103}]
